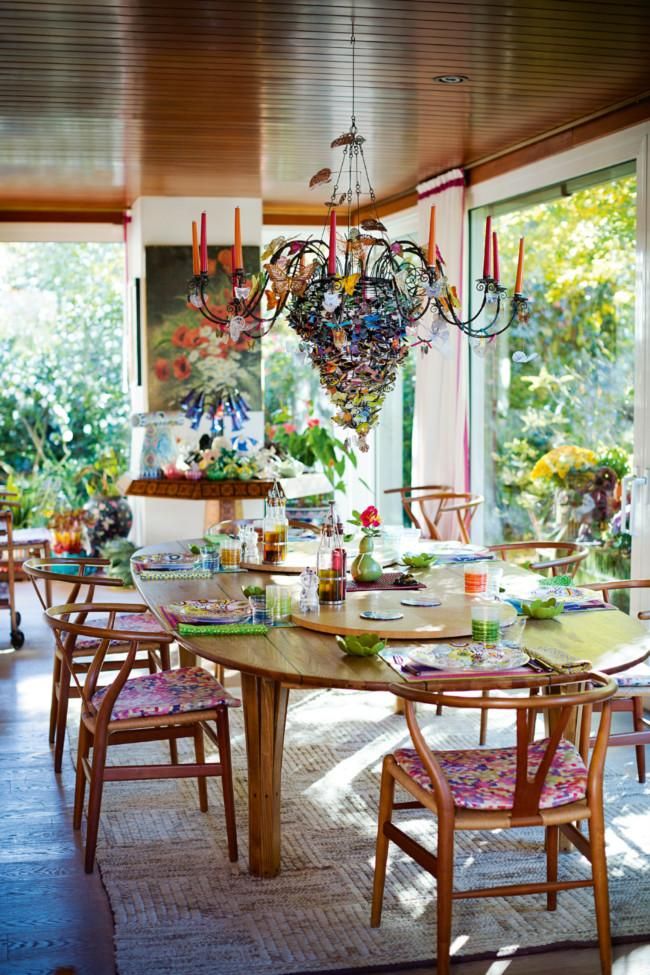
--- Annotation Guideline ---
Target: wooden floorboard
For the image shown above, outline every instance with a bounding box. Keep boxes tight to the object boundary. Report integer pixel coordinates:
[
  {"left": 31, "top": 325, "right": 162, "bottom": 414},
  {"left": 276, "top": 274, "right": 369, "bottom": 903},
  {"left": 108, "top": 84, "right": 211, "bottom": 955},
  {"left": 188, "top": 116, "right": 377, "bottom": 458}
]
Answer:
[{"left": 0, "top": 581, "right": 649, "bottom": 975}]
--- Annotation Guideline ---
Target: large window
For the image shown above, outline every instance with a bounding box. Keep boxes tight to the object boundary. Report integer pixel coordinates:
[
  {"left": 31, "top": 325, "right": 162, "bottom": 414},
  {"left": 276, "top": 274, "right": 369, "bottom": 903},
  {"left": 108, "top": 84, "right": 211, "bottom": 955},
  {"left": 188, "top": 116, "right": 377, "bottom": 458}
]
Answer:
[{"left": 470, "top": 163, "right": 636, "bottom": 574}]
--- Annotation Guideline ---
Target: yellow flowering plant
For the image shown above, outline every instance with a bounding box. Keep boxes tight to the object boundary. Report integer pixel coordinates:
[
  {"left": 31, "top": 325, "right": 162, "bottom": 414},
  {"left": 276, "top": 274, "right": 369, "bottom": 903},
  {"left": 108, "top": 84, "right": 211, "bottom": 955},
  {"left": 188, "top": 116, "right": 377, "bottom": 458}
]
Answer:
[{"left": 530, "top": 446, "right": 598, "bottom": 486}]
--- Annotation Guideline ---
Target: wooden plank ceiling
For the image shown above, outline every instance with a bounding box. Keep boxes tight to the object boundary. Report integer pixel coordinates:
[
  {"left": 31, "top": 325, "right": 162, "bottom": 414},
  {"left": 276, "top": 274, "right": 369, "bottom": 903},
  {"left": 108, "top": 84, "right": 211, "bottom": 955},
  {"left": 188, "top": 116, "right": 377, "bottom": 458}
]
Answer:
[{"left": 0, "top": 0, "right": 649, "bottom": 217}]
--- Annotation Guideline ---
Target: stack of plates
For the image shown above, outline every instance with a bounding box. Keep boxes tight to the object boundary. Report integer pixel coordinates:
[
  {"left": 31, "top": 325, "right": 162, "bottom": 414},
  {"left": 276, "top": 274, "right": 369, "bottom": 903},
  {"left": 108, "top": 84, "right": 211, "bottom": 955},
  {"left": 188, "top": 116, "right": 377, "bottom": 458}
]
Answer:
[
  {"left": 132, "top": 553, "right": 200, "bottom": 572},
  {"left": 166, "top": 599, "right": 251, "bottom": 625}
]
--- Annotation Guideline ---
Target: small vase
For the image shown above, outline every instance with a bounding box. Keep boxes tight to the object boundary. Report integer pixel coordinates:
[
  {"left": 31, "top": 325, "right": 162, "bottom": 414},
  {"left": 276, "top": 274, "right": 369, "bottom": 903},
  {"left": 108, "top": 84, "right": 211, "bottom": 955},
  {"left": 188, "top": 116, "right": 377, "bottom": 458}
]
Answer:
[{"left": 351, "top": 535, "right": 382, "bottom": 583}]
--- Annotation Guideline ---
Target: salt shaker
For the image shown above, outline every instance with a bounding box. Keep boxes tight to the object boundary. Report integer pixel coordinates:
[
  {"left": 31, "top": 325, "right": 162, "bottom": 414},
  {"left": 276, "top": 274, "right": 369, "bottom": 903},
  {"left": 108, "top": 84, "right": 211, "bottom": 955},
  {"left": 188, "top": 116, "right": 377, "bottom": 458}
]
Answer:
[{"left": 299, "top": 568, "right": 319, "bottom": 612}]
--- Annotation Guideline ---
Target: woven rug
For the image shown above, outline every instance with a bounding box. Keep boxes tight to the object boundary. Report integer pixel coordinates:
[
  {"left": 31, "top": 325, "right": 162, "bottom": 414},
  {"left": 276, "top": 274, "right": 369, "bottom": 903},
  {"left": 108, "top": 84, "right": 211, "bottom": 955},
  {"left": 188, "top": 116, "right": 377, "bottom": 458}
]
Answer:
[{"left": 69, "top": 688, "right": 650, "bottom": 975}]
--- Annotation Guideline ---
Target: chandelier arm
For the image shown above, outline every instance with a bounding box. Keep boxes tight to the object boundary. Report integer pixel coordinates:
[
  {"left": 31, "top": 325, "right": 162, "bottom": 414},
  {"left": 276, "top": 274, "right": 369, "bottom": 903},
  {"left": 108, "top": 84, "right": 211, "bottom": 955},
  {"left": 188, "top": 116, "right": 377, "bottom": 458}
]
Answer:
[{"left": 453, "top": 302, "right": 524, "bottom": 339}]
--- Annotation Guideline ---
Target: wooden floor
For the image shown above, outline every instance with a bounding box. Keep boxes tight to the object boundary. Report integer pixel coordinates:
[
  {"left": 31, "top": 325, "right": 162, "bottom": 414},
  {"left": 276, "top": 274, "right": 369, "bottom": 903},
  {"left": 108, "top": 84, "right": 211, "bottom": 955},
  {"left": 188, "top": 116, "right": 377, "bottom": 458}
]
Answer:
[{"left": 1, "top": 581, "right": 649, "bottom": 975}]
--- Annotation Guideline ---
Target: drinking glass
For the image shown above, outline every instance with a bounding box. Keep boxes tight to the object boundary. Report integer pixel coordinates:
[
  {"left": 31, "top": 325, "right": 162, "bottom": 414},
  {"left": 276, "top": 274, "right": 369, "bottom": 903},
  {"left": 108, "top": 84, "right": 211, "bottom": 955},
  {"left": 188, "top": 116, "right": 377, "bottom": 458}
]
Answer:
[
  {"left": 502, "top": 616, "right": 527, "bottom": 648},
  {"left": 471, "top": 601, "right": 501, "bottom": 647},
  {"left": 248, "top": 594, "right": 270, "bottom": 624},
  {"left": 220, "top": 538, "right": 242, "bottom": 570},
  {"left": 464, "top": 563, "right": 488, "bottom": 595},
  {"left": 485, "top": 563, "right": 504, "bottom": 599},
  {"left": 265, "top": 584, "right": 293, "bottom": 624}
]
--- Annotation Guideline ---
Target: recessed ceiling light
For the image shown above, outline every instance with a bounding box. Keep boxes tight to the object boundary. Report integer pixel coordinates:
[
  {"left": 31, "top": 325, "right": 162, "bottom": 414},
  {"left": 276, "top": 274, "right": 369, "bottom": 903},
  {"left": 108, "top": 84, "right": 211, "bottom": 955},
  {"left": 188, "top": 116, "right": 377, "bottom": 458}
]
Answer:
[{"left": 434, "top": 74, "right": 468, "bottom": 85}]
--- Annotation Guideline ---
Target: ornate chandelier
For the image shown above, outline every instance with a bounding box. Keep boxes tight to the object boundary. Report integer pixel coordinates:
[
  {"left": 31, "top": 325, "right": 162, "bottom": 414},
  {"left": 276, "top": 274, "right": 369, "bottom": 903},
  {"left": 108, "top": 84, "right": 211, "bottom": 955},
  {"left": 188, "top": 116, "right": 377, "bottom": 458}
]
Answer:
[{"left": 187, "top": 27, "right": 529, "bottom": 451}]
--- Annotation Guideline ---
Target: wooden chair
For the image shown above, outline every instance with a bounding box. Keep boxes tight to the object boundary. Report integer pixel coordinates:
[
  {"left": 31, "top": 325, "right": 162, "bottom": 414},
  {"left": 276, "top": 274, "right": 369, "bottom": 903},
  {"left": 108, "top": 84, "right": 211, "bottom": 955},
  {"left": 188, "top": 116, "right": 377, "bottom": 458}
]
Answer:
[
  {"left": 24, "top": 556, "right": 172, "bottom": 773},
  {"left": 399, "top": 491, "right": 484, "bottom": 543},
  {"left": 0, "top": 508, "right": 23, "bottom": 648},
  {"left": 579, "top": 578, "right": 650, "bottom": 783},
  {"left": 0, "top": 496, "right": 52, "bottom": 596},
  {"left": 488, "top": 540, "right": 589, "bottom": 578},
  {"left": 371, "top": 673, "right": 617, "bottom": 975},
  {"left": 384, "top": 485, "right": 451, "bottom": 526},
  {"left": 44, "top": 602, "right": 239, "bottom": 873}
]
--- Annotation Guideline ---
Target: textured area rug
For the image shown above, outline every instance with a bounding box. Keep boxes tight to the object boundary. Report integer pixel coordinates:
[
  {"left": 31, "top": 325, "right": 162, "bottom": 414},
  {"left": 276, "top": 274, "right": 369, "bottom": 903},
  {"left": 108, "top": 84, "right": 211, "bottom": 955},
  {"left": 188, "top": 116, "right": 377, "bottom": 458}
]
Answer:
[{"left": 72, "top": 688, "right": 650, "bottom": 975}]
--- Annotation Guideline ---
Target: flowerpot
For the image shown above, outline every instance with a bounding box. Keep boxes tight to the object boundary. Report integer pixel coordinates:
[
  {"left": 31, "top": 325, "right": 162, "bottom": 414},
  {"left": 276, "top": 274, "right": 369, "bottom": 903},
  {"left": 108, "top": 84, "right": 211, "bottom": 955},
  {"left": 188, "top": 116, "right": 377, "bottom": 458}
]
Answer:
[
  {"left": 84, "top": 496, "right": 133, "bottom": 556},
  {"left": 350, "top": 536, "right": 382, "bottom": 583}
]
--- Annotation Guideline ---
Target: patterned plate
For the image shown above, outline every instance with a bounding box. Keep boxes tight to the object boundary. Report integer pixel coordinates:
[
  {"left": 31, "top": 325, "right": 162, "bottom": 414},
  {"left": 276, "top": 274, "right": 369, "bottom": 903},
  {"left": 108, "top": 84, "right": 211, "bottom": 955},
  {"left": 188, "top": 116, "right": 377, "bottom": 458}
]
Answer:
[
  {"left": 407, "top": 643, "right": 529, "bottom": 671},
  {"left": 166, "top": 599, "right": 251, "bottom": 624}
]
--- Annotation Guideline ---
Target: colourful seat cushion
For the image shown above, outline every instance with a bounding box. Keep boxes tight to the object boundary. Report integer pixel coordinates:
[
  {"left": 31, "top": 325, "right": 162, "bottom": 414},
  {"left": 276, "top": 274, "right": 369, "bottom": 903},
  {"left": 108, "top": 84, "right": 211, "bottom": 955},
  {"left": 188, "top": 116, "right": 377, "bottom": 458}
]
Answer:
[
  {"left": 615, "top": 669, "right": 650, "bottom": 689},
  {"left": 92, "top": 666, "right": 240, "bottom": 721},
  {"left": 76, "top": 611, "right": 165, "bottom": 649},
  {"left": 394, "top": 738, "right": 587, "bottom": 811}
]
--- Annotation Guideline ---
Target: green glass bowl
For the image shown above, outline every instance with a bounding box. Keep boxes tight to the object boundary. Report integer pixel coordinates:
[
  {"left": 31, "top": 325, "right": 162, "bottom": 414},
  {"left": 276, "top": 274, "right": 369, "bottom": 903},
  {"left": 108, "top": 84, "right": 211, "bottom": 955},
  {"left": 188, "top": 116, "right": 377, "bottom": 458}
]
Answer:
[
  {"left": 335, "top": 633, "right": 386, "bottom": 657},
  {"left": 521, "top": 597, "right": 565, "bottom": 619},
  {"left": 401, "top": 552, "right": 437, "bottom": 569}
]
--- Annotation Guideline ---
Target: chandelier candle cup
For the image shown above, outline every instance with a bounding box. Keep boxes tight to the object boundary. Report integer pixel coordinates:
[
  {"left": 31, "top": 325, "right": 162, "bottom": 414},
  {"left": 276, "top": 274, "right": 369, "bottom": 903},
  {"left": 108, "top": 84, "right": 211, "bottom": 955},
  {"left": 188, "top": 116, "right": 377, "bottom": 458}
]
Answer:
[
  {"left": 220, "top": 539, "right": 241, "bottom": 570},
  {"left": 471, "top": 602, "right": 502, "bottom": 647},
  {"left": 464, "top": 563, "right": 489, "bottom": 595}
]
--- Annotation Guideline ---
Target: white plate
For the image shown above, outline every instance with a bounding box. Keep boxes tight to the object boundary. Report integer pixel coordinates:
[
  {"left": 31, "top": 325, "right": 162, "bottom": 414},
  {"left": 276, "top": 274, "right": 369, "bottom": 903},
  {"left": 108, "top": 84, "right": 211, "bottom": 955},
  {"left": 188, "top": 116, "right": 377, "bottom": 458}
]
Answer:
[
  {"left": 400, "top": 595, "right": 442, "bottom": 607},
  {"left": 407, "top": 643, "right": 529, "bottom": 671}
]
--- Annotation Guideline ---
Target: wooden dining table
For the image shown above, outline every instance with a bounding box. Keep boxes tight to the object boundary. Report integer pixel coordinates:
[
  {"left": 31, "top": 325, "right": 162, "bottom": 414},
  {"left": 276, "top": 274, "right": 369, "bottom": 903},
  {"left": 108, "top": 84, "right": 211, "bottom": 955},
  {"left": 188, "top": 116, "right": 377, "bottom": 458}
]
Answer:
[{"left": 134, "top": 539, "right": 650, "bottom": 878}]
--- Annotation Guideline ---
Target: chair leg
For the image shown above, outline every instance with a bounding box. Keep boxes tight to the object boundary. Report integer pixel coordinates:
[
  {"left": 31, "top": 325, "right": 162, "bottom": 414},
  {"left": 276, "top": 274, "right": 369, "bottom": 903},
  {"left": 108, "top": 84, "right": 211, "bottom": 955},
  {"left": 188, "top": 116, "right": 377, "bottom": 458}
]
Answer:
[
  {"left": 216, "top": 709, "right": 238, "bottom": 862},
  {"left": 54, "top": 660, "right": 72, "bottom": 773},
  {"left": 589, "top": 803, "right": 613, "bottom": 975},
  {"left": 169, "top": 736, "right": 179, "bottom": 765},
  {"left": 193, "top": 724, "right": 208, "bottom": 812},
  {"left": 632, "top": 696, "right": 646, "bottom": 784},
  {"left": 435, "top": 819, "right": 455, "bottom": 975},
  {"left": 436, "top": 704, "right": 443, "bottom": 717},
  {"left": 146, "top": 650, "right": 157, "bottom": 675},
  {"left": 73, "top": 721, "right": 91, "bottom": 830},
  {"left": 479, "top": 690, "right": 489, "bottom": 746},
  {"left": 545, "top": 825, "right": 559, "bottom": 910},
  {"left": 84, "top": 731, "right": 108, "bottom": 874},
  {"left": 49, "top": 653, "right": 61, "bottom": 744},
  {"left": 370, "top": 760, "right": 396, "bottom": 928},
  {"left": 215, "top": 663, "right": 225, "bottom": 685}
]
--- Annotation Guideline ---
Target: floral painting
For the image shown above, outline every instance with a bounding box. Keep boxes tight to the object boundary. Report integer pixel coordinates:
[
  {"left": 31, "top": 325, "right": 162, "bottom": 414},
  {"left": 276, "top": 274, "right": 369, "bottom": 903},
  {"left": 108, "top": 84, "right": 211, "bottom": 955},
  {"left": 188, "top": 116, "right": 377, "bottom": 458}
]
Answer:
[{"left": 145, "top": 245, "right": 262, "bottom": 412}]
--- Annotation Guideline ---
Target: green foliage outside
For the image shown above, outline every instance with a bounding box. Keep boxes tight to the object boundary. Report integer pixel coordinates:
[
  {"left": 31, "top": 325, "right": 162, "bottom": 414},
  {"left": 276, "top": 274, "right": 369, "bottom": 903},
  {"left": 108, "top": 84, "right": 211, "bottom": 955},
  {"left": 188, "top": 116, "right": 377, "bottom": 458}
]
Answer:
[
  {"left": 478, "top": 172, "right": 636, "bottom": 553},
  {"left": 0, "top": 242, "right": 129, "bottom": 525}
]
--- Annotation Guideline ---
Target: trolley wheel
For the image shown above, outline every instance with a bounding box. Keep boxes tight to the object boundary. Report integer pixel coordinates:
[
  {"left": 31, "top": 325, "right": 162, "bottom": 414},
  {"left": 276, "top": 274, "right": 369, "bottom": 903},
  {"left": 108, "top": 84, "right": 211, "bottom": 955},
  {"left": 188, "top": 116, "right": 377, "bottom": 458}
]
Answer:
[
  {"left": 15, "top": 611, "right": 21, "bottom": 626},
  {"left": 10, "top": 628, "right": 25, "bottom": 649}
]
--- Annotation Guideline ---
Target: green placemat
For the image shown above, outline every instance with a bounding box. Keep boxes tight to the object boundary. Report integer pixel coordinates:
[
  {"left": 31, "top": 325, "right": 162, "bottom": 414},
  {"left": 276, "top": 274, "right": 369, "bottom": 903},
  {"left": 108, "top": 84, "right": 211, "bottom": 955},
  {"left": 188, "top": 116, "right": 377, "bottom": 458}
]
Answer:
[{"left": 177, "top": 622, "right": 268, "bottom": 636}]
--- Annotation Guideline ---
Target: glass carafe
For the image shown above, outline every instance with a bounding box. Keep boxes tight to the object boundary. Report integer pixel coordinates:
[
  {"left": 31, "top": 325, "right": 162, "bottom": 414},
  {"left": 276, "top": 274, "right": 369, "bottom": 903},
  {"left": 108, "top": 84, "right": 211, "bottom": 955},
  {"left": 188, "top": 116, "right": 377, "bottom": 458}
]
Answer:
[
  {"left": 317, "top": 502, "right": 346, "bottom": 605},
  {"left": 262, "top": 481, "right": 288, "bottom": 564}
]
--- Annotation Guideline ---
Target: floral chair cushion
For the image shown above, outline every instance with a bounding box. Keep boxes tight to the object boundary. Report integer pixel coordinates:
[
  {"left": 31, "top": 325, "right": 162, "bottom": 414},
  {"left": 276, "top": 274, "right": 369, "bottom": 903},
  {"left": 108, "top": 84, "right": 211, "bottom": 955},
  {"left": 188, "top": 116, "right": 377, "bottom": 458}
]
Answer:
[
  {"left": 615, "top": 668, "right": 650, "bottom": 689},
  {"left": 394, "top": 737, "right": 587, "bottom": 811},
  {"left": 75, "top": 611, "right": 165, "bottom": 650},
  {"left": 92, "top": 666, "right": 240, "bottom": 721}
]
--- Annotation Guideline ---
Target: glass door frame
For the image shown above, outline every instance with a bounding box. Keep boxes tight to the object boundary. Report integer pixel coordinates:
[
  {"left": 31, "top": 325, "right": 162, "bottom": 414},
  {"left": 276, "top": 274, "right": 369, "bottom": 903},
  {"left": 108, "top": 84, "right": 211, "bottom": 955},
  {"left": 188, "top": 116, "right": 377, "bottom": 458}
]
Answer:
[{"left": 465, "top": 122, "right": 650, "bottom": 580}]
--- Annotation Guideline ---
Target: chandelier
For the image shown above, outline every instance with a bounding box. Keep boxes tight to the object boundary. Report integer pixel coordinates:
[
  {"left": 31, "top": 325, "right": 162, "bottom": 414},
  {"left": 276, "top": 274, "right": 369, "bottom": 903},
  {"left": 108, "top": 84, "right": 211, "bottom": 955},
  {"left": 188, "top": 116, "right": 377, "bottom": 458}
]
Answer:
[{"left": 187, "top": 27, "right": 529, "bottom": 451}]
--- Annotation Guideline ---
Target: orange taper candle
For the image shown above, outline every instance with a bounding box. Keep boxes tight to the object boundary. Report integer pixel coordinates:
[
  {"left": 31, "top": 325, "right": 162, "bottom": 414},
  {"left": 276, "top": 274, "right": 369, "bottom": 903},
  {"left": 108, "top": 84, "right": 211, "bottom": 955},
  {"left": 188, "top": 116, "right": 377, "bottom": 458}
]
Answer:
[
  {"left": 426, "top": 205, "right": 436, "bottom": 266},
  {"left": 328, "top": 209, "right": 337, "bottom": 275},
  {"left": 191, "top": 221, "right": 200, "bottom": 275},
  {"left": 234, "top": 206, "right": 243, "bottom": 270},
  {"left": 514, "top": 237, "right": 525, "bottom": 294}
]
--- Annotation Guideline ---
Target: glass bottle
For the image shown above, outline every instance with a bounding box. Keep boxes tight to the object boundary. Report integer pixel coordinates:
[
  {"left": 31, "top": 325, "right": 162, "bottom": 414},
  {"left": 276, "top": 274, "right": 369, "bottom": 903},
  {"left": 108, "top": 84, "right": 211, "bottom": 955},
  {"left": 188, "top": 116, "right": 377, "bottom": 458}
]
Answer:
[
  {"left": 262, "top": 481, "right": 288, "bottom": 564},
  {"left": 317, "top": 502, "right": 347, "bottom": 605}
]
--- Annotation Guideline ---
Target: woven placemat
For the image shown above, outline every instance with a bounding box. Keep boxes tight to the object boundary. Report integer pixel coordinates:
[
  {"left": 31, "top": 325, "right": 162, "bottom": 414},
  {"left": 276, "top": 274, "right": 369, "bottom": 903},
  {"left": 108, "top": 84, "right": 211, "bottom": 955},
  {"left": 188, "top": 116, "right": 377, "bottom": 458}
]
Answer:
[{"left": 346, "top": 572, "right": 425, "bottom": 592}]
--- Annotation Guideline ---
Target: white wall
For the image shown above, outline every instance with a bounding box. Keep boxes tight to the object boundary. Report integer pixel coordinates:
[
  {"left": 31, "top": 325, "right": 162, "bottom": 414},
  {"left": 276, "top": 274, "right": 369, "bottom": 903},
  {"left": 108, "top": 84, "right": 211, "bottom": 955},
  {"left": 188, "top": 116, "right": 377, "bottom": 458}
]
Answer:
[{"left": 127, "top": 196, "right": 264, "bottom": 544}]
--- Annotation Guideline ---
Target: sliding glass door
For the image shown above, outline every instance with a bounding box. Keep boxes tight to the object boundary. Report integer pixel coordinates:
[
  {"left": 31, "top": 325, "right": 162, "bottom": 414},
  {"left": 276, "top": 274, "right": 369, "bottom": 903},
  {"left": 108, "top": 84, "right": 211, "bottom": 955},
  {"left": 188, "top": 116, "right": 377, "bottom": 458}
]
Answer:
[{"left": 470, "top": 162, "right": 637, "bottom": 583}]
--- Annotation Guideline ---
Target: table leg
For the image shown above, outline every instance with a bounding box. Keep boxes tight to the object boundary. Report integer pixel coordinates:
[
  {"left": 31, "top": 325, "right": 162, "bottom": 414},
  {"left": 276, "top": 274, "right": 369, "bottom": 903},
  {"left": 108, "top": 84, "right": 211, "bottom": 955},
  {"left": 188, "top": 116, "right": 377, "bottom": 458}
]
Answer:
[
  {"left": 241, "top": 673, "right": 290, "bottom": 877},
  {"left": 546, "top": 684, "right": 582, "bottom": 852}
]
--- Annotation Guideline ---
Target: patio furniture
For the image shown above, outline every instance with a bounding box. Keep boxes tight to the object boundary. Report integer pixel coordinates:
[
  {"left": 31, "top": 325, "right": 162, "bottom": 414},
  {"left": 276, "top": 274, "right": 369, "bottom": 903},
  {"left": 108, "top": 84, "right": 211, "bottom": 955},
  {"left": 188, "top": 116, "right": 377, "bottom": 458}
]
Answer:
[
  {"left": 580, "top": 578, "right": 650, "bottom": 783},
  {"left": 384, "top": 484, "right": 451, "bottom": 525},
  {"left": 370, "top": 673, "right": 617, "bottom": 975},
  {"left": 0, "top": 508, "right": 24, "bottom": 648},
  {"left": 397, "top": 491, "right": 483, "bottom": 543},
  {"left": 488, "top": 540, "right": 589, "bottom": 578},
  {"left": 44, "top": 601, "right": 239, "bottom": 873},
  {"left": 0, "top": 497, "right": 53, "bottom": 612},
  {"left": 132, "top": 538, "right": 649, "bottom": 878},
  {"left": 23, "top": 556, "right": 172, "bottom": 772}
]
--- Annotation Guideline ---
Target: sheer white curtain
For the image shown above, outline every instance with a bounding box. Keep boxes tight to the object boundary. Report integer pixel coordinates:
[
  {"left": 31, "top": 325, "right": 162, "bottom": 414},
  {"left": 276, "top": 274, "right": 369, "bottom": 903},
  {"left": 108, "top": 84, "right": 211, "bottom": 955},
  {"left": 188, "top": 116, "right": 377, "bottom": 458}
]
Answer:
[{"left": 411, "top": 168, "right": 469, "bottom": 535}]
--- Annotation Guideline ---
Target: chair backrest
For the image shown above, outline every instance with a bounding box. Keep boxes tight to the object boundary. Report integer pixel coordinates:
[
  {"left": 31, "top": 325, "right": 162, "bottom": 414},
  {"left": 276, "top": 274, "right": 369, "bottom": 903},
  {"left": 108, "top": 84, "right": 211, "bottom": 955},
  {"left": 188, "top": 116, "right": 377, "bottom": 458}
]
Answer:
[
  {"left": 23, "top": 556, "right": 123, "bottom": 611},
  {"left": 0, "top": 508, "right": 16, "bottom": 586},
  {"left": 580, "top": 577, "right": 650, "bottom": 619},
  {"left": 401, "top": 491, "right": 483, "bottom": 543},
  {"left": 391, "top": 671, "right": 616, "bottom": 822},
  {"left": 488, "top": 540, "right": 589, "bottom": 578},
  {"left": 44, "top": 601, "right": 173, "bottom": 718},
  {"left": 384, "top": 485, "right": 451, "bottom": 528}
]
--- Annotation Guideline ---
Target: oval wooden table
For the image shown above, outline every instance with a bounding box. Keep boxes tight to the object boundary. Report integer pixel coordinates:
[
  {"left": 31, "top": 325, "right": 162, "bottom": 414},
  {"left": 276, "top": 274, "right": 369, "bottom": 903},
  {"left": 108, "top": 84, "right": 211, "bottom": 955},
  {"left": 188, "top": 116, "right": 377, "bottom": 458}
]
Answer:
[{"left": 134, "top": 540, "right": 650, "bottom": 878}]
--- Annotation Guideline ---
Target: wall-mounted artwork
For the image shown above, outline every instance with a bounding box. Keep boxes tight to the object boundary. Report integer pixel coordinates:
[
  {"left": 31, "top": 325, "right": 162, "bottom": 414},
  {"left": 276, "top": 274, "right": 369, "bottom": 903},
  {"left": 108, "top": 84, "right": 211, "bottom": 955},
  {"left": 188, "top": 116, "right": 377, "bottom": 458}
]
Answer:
[{"left": 145, "top": 245, "right": 262, "bottom": 413}]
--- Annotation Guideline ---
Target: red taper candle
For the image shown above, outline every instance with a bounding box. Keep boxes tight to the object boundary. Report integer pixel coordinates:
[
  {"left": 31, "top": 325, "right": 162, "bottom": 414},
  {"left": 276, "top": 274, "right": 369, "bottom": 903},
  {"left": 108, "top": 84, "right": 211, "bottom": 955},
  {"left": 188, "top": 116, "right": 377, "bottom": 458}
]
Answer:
[
  {"left": 200, "top": 211, "right": 208, "bottom": 273},
  {"left": 492, "top": 230, "right": 500, "bottom": 285},
  {"left": 328, "top": 209, "right": 337, "bottom": 276},
  {"left": 482, "top": 215, "right": 492, "bottom": 278}
]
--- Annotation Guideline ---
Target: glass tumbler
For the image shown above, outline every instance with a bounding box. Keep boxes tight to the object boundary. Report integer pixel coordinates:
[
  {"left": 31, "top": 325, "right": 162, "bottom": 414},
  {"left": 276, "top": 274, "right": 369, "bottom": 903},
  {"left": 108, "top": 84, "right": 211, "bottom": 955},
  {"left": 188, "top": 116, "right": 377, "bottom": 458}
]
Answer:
[
  {"left": 265, "top": 584, "right": 293, "bottom": 624},
  {"left": 220, "top": 538, "right": 242, "bottom": 570},
  {"left": 464, "top": 562, "right": 488, "bottom": 595},
  {"left": 471, "top": 601, "right": 501, "bottom": 647}
]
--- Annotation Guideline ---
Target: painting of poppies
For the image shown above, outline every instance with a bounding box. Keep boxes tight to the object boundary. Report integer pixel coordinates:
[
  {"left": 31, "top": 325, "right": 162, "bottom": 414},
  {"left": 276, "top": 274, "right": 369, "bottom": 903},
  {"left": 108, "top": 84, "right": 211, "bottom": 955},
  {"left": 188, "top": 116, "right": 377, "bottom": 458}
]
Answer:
[{"left": 145, "top": 245, "right": 262, "bottom": 413}]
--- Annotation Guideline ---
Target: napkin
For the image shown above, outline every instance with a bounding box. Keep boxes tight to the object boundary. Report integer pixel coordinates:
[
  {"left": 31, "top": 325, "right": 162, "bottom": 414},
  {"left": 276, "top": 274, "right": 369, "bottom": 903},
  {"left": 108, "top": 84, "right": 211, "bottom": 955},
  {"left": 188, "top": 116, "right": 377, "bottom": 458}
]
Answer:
[
  {"left": 176, "top": 622, "right": 268, "bottom": 636},
  {"left": 528, "top": 646, "right": 592, "bottom": 673}
]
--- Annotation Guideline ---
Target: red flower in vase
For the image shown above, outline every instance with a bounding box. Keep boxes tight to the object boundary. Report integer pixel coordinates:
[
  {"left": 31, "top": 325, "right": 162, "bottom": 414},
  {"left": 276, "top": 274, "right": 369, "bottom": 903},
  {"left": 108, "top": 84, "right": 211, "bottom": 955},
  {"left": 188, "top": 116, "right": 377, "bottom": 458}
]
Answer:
[{"left": 360, "top": 505, "right": 381, "bottom": 529}]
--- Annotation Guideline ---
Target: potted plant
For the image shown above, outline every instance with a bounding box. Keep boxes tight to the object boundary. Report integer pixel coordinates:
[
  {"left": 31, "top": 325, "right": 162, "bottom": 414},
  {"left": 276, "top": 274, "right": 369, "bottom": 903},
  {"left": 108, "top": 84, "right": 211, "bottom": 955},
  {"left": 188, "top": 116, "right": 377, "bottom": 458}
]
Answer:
[
  {"left": 348, "top": 505, "right": 383, "bottom": 583},
  {"left": 76, "top": 450, "right": 133, "bottom": 555}
]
